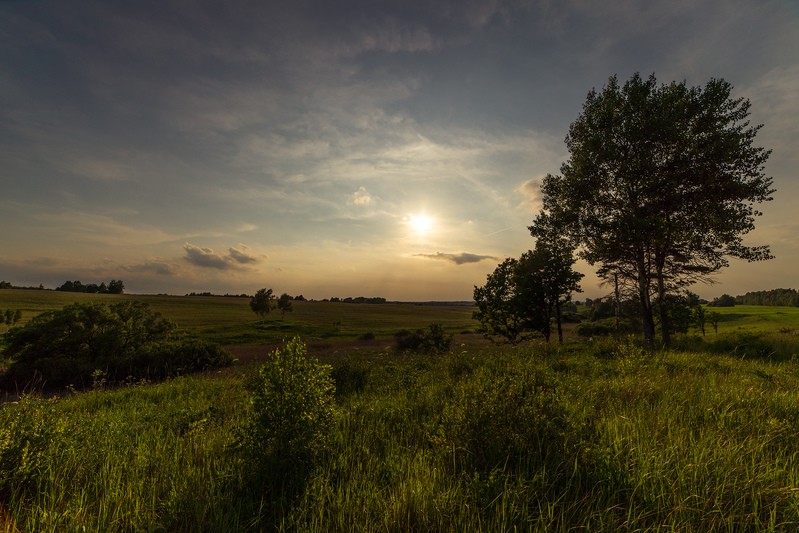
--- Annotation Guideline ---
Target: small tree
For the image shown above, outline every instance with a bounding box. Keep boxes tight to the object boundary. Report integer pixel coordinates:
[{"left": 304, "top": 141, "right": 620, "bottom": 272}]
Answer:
[
  {"left": 107, "top": 279, "right": 125, "bottom": 294},
  {"left": 277, "top": 293, "right": 293, "bottom": 318},
  {"left": 693, "top": 305, "right": 707, "bottom": 336},
  {"left": 240, "top": 337, "right": 335, "bottom": 494},
  {"left": 474, "top": 239, "right": 582, "bottom": 344},
  {"left": 473, "top": 258, "right": 527, "bottom": 344},
  {"left": 250, "top": 288, "right": 275, "bottom": 323},
  {"left": 708, "top": 311, "right": 721, "bottom": 334}
]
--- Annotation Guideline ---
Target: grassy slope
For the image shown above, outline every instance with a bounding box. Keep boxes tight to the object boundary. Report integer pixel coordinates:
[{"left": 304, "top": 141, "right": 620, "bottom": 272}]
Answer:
[{"left": 4, "top": 342, "right": 799, "bottom": 531}]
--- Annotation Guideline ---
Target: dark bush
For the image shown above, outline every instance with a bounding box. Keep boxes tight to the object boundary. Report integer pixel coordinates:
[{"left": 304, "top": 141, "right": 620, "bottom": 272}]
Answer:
[
  {"left": 1, "top": 301, "right": 232, "bottom": 390},
  {"left": 395, "top": 323, "right": 452, "bottom": 354},
  {"left": 575, "top": 317, "right": 638, "bottom": 337},
  {"left": 331, "top": 359, "right": 369, "bottom": 397}
]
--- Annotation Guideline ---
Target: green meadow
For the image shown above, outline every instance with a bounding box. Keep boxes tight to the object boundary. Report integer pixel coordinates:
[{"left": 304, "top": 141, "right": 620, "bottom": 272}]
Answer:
[{"left": 4, "top": 290, "right": 799, "bottom": 531}]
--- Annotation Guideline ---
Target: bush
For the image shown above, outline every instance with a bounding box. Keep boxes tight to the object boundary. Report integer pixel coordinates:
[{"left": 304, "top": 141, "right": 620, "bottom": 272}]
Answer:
[
  {"left": 331, "top": 359, "right": 369, "bottom": 397},
  {"left": 436, "top": 358, "right": 575, "bottom": 473},
  {"left": 395, "top": 323, "right": 452, "bottom": 354},
  {"left": 0, "top": 395, "right": 67, "bottom": 499},
  {"left": 239, "top": 337, "right": 336, "bottom": 494},
  {"left": 575, "top": 317, "right": 638, "bottom": 337},
  {"left": 1, "top": 302, "right": 232, "bottom": 390}
]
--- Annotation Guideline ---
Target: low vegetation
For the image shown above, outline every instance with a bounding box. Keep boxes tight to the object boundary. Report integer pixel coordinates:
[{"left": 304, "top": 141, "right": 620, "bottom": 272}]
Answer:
[
  {"left": 3, "top": 319, "right": 799, "bottom": 530},
  {"left": 1, "top": 301, "right": 232, "bottom": 390}
]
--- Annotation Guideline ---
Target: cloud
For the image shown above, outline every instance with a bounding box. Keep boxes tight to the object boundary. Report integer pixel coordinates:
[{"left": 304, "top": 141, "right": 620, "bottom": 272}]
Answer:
[
  {"left": 122, "top": 261, "right": 178, "bottom": 276},
  {"left": 228, "top": 244, "right": 260, "bottom": 264},
  {"left": 416, "top": 252, "right": 497, "bottom": 265},
  {"left": 515, "top": 177, "right": 543, "bottom": 212},
  {"left": 352, "top": 186, "right": 372, "bottom": 206},
  {"left": 183, "top": 243, "right": 230, "bottom": 269},
  {"left": 183, "top": 242, "right": 264, "bottom": 270}
]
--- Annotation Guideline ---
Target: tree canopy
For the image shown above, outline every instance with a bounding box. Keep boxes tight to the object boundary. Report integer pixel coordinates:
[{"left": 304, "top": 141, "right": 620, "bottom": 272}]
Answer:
[
  {"left": 539, "top": 73, "right": 774, "bottom": 346},
  {"left": 473, "top": 234, "right": 582, "bottom": 344},
  {"left": 250, "top": 288, "right": 275, "bottom": 322}
]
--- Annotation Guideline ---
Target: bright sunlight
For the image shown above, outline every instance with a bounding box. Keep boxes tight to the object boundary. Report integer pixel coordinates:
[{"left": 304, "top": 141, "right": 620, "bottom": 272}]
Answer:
[{"left": 407, "top": 214, "right": 434, "bottom": 235}]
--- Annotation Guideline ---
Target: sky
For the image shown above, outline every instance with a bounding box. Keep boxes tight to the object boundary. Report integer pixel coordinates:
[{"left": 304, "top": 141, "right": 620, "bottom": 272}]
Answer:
[{"left": 2, "top": 0, "right": 798, "bottom": 301}]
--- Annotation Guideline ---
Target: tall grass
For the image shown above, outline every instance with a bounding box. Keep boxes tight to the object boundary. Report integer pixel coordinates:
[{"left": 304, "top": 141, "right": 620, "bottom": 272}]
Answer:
[{"left": 4, "top": 336, "right": 799, "bottom": 530}]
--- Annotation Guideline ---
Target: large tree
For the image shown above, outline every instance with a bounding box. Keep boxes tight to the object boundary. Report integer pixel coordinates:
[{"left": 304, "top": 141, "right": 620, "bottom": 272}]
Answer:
[{"left": 540, "top": 73, "right": 774, "bottom": 347}]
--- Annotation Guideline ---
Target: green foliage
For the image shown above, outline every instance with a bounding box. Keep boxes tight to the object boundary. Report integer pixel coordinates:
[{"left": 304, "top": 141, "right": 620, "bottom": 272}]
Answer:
[
  {"left": 8, "top": 334, "right": 799, "bottom": 529},
  {"left": 474, "top": 237, "right": 582, "bottom": 343},
  {"left": 0, "top": 395, "right": 66, "bottom": 500},
  {"left": 2, "top": 301, "right": 232, "bottom": 389},
  {"left": 394, "top": 323, "right": 453, "bottom": 353},
  {"left": 239, "top": 337, "right": 336, "bottom": 495},
  {"left": 709, "top": 293, "right": 737, "bottom": 307},
  {"left": 437, "top": 358, "right": 575, "bottom": 473}
]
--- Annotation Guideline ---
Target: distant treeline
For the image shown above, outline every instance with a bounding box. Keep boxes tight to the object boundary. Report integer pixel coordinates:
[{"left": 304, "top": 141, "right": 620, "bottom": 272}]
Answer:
[
  {"left": 735, "top": 288, "right": 799, "bottom": 307},
  {"left": 55, "top": 280, "right": 125, "bottom": 294},
  {"left": 186, "top": 292, "right": 251, "bottom": 298},
  {"left": 325, "top": 296, "right": 386, "bottom": 304},
  {"left": 0, "top": 281, "right": 45, "bottom": 290}
]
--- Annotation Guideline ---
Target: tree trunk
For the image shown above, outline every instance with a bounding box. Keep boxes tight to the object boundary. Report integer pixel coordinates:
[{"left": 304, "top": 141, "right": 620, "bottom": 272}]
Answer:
[
  {"left": 555, "top": 301, "right": 563, "bottom": 344},
  {"left": 637, "top": 258, "right": 655, "bottom": 348},
  {"left": 656, "top": 265, "right": 671, "bottom": 348}
]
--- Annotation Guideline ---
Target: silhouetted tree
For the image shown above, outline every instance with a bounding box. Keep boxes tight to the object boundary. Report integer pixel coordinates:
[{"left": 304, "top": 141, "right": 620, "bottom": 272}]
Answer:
[
  {"left": 250, "top": 288, "right": 275, "bottom": 323},
  {"left": 278, "top": 293, "right": 293, "bottom": 318},
  {"left": 539, "top": 73, "right": 774, "bottom": 347}
]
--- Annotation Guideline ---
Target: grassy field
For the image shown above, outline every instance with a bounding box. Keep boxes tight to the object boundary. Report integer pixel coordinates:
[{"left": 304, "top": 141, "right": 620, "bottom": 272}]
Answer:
[
  {"left": 4, "top": 291, "right": 799, "bottom": 531},
  {"left": 709, "top": 304, "right": 799, "bottom": 333},
  {"left": 0, "top": 290, "right": 477, "bottom": 345}
]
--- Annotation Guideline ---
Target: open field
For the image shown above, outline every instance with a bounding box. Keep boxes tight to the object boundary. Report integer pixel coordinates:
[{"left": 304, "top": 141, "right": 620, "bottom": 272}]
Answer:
[
  {"left": 4, "top": 292, "right": 799, "bottom": 530},
  {"left": 708, "top": 305, "right": 799, "bottom": 334},
  {"left": 0, "top": 289, "right": 477, "bottom": 345}
]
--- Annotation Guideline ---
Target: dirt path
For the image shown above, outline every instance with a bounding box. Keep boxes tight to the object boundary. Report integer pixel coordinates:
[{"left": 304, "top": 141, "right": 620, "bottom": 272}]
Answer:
[{"left": 225, "top": 338, "right": 396, "bottom": 365}]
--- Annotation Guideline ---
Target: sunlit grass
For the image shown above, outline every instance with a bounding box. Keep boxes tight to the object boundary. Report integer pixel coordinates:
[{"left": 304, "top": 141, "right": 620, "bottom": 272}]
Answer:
[{"left": 6, "top": 340, "right": 799, "bottom": 530}]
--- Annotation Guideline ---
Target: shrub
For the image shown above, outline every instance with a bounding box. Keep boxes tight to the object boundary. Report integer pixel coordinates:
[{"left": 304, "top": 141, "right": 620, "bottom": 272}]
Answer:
[
  {"left": 0, "top": 395, "right": 67, "bottom": 499},
  {"left": 331, "top": 359, "right": 369, "bottom": 397},
  {"left": 575, "top": 317, "right": 638, "bottom": 337},
  {"left": 436, "top": 359, "right": 574, "bottom": 473},
  {"left": 239, "top": 337, "right": 336, "bottom": 494},
  {"left": 395, "top": 323, "right": 452, "bottom": 354},
  {"left": 1, "top": 302, "right": 232, "bottom": 390}
]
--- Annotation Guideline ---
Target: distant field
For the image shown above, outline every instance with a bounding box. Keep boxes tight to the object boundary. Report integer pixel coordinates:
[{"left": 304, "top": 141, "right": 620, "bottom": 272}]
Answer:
[
  {"left": 4, "top": 289, "right": 799, "bottom": 345},
  {"left": 0, "top": 289, "right": 478, "bottom": 345},
  {"left": 706, "top": 305, "right": 799, "bottom": 333}
]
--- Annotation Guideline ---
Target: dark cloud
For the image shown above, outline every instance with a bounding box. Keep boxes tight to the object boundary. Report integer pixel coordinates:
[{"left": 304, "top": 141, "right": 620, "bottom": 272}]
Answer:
[
  {"left": 183, "top": 242, "right": 262, "bottom": 269},
  {"left": 122, "top": 261, "right": 178, "bottom": 276},
  {"left": 228, "top": 245, "right": 259, "bottom": 264},
  {"left": 416, "top": 252, "right": 497, "bottom": 265}
]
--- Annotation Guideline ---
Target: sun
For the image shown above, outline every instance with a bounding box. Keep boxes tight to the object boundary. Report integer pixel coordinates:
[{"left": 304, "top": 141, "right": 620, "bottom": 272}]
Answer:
[{"left": 408, "top": 214, "right": 434, "bottom": 235}]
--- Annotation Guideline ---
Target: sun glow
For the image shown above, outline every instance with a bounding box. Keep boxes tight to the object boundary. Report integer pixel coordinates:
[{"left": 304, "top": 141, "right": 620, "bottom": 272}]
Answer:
[{"left": 407, "top": 214, "right": 434, "bottom": 235}]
